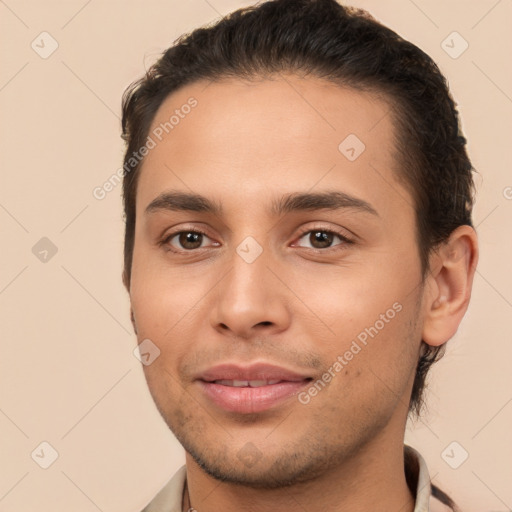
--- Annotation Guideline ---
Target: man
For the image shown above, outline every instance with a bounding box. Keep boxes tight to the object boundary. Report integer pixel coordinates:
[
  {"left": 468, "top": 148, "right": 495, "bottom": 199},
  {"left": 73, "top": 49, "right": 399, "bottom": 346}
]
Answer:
[{"left": 121, "top": 0, "right": 478, "bottom": 510}]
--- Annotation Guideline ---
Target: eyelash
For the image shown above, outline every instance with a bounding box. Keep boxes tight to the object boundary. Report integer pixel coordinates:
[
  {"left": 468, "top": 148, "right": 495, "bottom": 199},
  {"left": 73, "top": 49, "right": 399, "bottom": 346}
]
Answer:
[
  {"left": 294, "top": 226, "right": 354, "bottom": 251},
  {"left": 160, "top": 225, "right": 354, "bottom": 254}
]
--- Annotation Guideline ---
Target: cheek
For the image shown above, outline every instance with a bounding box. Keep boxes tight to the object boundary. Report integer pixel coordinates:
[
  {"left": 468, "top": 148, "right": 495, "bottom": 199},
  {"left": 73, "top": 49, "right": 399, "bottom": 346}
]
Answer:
[
  {"left": 305, "top": 299, "right": 421, "bottom": 427},
  {"left": 292, "top": 259, "right": 416, "bottom": 341},
  {"left": 293, "top": 252, "right": 422, "bottom": 393},
  {"left": 130, "top": 245, "right": 209, "bottom": 339}
]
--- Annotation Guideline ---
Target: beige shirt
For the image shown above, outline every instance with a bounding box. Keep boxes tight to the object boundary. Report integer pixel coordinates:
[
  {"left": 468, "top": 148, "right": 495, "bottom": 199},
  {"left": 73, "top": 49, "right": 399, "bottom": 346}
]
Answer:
[{"left": 141, "top": 445, "right": 452, "bottom": 512}]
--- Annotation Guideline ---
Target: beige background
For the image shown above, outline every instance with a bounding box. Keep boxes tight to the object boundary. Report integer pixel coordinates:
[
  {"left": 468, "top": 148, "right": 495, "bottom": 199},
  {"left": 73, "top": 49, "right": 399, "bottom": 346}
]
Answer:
[{"left": 0, "top": 0, "right": 511, "bottom": 510}]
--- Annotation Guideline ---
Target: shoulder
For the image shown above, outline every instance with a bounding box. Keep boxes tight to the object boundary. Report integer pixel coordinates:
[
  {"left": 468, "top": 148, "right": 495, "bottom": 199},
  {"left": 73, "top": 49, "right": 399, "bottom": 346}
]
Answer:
[{"left": 140, "top": 465, "right": 187, "bottom": 512}]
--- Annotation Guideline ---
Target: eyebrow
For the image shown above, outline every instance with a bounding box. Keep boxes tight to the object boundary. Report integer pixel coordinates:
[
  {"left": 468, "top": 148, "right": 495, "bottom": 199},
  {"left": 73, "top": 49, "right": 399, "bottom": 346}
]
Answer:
[{"left": 144, "top": 190, "right": 378, "bottom": 217}]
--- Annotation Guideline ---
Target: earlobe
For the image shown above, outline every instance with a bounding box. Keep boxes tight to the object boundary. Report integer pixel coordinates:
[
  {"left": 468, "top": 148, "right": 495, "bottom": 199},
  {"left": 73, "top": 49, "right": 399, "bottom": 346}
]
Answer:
[{"left": 422, "top": 225, "right": 478, "bottom": 347}]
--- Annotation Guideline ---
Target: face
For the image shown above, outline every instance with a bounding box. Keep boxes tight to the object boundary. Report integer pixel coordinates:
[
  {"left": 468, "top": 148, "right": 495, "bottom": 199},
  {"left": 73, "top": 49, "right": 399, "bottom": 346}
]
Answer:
[{"left": 129, "top": 74, "right": 427, "bottom": 487}]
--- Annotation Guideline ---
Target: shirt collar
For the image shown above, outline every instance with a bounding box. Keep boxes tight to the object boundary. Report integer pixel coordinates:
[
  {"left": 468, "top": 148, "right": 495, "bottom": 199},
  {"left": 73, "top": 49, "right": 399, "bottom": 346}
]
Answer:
[{"left": 405, "top": 444, "right": 434, "bottom": 512}]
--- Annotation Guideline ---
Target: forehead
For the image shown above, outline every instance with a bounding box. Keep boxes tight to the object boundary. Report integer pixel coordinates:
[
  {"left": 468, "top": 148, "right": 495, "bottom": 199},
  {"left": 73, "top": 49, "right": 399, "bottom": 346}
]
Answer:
[{"left": 136, "top": 74, "right": 405, "bottom": 216}]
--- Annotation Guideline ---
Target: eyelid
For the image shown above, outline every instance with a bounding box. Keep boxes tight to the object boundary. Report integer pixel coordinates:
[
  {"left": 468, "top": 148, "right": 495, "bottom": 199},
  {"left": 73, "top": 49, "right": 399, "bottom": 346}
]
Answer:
[
  {"left": 160, "top": 223, "right": 356, "bottom": 253},
  {"left": 292, "top": 224, "right": 355, "bottom": 250},
  {"left": 159, "top": 225, "right": 217, "bottom": 251},
  {"left": 295, "top": 223, "right": 354, "bottom": 239}
]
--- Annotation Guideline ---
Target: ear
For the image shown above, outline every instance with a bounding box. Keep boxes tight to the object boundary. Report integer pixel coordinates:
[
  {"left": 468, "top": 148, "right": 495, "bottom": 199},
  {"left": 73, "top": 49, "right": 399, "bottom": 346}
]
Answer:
[{"left": 422, "top": 225, "right": 478, "bottom": 347}]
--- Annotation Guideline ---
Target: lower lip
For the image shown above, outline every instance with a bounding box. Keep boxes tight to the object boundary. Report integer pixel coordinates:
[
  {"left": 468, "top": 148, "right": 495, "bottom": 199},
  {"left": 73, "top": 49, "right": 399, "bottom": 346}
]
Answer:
[{"left": 198, "top": 380, "right": 310, "bottom": 413}]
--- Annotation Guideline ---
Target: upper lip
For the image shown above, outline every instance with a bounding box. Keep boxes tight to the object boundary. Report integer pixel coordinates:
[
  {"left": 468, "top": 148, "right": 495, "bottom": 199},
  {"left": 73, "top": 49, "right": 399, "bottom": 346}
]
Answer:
[{"left": 196, "top": 362, "right": 312, "bottom": 382}]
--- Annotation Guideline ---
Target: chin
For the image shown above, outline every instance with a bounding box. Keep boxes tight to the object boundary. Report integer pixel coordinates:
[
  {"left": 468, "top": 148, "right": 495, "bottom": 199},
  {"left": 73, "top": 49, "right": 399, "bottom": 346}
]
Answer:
[{"left": 179, "top": 430, "right": 351, "bottom": 489}]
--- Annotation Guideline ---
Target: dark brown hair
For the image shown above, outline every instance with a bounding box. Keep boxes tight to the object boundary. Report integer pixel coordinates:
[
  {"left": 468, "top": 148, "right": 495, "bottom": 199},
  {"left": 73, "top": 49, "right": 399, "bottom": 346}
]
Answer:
[{"left": 121, "top": 0, "right": 474, "bottom": 465}]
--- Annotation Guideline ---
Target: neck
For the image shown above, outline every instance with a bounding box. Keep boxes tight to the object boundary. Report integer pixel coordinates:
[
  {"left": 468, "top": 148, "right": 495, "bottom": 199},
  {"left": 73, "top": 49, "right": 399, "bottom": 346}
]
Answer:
[{"left": 184, "top": 435, "right": 415, "bottom": 512}]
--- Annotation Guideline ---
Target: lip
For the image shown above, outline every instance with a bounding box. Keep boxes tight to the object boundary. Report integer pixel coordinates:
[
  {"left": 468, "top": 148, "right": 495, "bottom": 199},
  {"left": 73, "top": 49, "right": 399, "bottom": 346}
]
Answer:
[
  {"left": 195, "top": 362, "right": 313, "bottom": 414},
  {"left": 197, "top": 362, "right": 311, "bottom": 382}
]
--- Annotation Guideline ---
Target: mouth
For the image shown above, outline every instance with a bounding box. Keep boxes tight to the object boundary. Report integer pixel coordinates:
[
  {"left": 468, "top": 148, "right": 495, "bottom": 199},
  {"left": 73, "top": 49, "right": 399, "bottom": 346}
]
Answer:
[
  {"left": 208, "top": 379, "right": 285, "bottom": 387},
  {"left": 196, "top": 363, "right": 313, "bottom": 414}
]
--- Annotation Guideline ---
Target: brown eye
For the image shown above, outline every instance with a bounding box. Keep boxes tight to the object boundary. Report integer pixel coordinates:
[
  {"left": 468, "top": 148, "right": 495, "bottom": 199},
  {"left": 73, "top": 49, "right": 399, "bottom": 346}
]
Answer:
[
  {"left": 295, "top": 229, "right": 349, "bottom": 250},
  {"left": 179, "top": 232, "right": 203, "bottom": 250},
  {"left": 309, "top": 231, "right": 335, "bottom": 249},
  {"left": 166, "top": 231, "right": 210, "bottom": 251}
]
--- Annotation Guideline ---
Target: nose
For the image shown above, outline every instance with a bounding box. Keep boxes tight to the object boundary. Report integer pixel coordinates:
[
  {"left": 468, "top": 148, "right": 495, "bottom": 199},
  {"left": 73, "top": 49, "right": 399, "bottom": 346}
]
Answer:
[{"left": 209, "top": 247, "right": 291, "bottom": 340}]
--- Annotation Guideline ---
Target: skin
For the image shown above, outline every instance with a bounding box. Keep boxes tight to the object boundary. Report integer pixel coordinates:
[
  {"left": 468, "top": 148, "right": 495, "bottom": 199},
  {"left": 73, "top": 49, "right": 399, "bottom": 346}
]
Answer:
[{"left": 128, "top": 73, "right": 478, "bottom": 512}]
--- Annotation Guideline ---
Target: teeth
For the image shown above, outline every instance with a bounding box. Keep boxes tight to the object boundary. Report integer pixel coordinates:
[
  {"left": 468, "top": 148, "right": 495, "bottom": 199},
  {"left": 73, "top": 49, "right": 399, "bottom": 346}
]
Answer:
[{"left": 213, "top": 379, "right": 282, "bottom": 387}]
